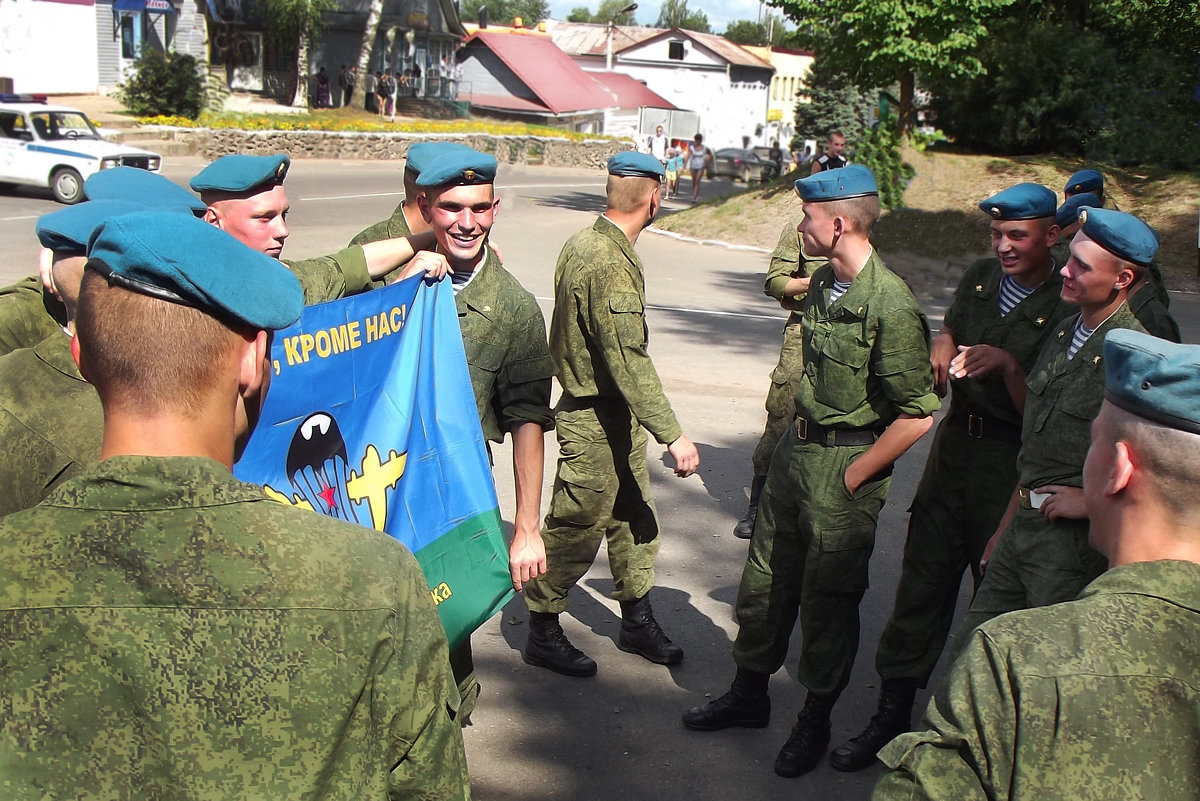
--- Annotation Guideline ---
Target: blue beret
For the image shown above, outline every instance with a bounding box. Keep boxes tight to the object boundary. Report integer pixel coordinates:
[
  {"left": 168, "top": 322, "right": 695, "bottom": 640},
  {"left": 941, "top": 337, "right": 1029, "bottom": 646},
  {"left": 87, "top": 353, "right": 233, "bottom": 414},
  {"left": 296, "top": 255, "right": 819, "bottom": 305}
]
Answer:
[
  {"left": 85, "top": 210, "right": 303, "bottom": 331},
  {"left": 37, "top": 199, "right": 181, "bottom": 252},
  {"left": 1078, "top": 207, "right": 1159, "bottom": 267},
  {"left": 84, "top": 168, "right": 206, "bottom": 216},
  {"left": 405, "top": 141, "right": 476, "bottom": 176},
  {"left": 607, "top": 151, "right": 665, "bottom": 179},
  {"left": 795, "top": 164, "right": 877, "bottom": 201},
  {"left": 1104, "top": 329, "right": 1200, "bottom": 435},
  {"left": 978, "top": 183, "right": 1057, "bottom": 220},
  {"left": 1055, "top": 192, "right": 1101, "bottom": 228},
  {"left": 189, "top": 154, "right": 291, "bottom": 194},
  {"left": 1065, "top": 169, "right": 1104, "bottom": 196},
  {"left": 414, "top": 148, "right": 498, "bottom": 188}
]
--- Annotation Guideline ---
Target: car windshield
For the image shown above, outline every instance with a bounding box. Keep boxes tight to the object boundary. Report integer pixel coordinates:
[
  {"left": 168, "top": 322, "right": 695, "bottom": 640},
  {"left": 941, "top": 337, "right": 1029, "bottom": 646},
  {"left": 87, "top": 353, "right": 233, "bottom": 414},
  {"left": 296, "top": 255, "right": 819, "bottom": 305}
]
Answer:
[{"left": 30, "top": 111, "right": 101, "bottom": 141}]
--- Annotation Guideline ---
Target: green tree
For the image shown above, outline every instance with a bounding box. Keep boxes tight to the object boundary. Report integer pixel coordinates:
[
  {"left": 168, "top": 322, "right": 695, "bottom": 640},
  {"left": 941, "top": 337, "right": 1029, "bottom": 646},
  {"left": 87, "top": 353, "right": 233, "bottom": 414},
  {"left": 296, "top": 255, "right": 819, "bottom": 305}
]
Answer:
[
  {"left": 780, "top": 0, "right": 1019, "bottom": 129},
  {"left": 119, "top": 51, "right": 204, "bottom": 117},
  {"left": 724, "top": 12, "right": 789, "bottom": 45},
  {"left": 854, "top": 116, "right": 914, "bottom": 210},
  {"left": 656, "top": 0, "right": 709, "bottom": 32},
  {"left": 594, "top": 0, "right": 638, "bottom": 24},
  {"left": 262, "top": 0, "right": 336, "bottom": 108},
  {"left": 461, "top": 0, "right": 550, "bottom": 25},
  {"left": 566, "top": 5, "right": 592, "bottom": 21},
  {"left": 792, "top": 60, "right": 872, "bottom": 148}
]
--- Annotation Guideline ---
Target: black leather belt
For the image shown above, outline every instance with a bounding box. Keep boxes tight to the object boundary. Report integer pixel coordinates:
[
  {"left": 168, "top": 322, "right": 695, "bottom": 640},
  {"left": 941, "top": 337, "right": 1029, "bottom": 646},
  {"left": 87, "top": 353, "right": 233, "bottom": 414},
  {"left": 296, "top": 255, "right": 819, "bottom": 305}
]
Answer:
[
  {"left": 950, "top": 407, "right": 1021, "bottom": 444},
  {"left": 794, "top": 416, "right": 880, "bottom": 447}
]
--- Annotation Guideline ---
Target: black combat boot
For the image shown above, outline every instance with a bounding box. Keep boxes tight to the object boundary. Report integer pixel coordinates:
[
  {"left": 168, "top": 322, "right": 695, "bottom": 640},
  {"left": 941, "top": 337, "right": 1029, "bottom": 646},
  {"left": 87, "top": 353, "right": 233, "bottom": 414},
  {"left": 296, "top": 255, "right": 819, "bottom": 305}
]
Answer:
[
  {"left": 734, "top": 475, "right": 767, "bottom": 539},
  {"left": 828, "top": 680, "right": 916, "bottom": 772},
  {"left": 774, "top": 692, "right": 835, "bottom": 778},
  {"left": 523, "top": 611, "right": 597, "bottom": 677},
  {"left": 682, "top": 668, "right": 771, "bottom": 730},
  {"left": 617, "top": 592, "right": 684, "bottom": 665}
]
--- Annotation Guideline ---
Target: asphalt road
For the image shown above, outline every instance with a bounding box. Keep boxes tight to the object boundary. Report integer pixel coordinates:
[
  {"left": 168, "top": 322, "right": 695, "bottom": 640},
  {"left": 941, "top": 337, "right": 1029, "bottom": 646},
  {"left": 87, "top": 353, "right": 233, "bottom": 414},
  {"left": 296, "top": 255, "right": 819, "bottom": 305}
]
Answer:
[{"left": 2, "top": 159, "right": 1197, "bottom": 801}]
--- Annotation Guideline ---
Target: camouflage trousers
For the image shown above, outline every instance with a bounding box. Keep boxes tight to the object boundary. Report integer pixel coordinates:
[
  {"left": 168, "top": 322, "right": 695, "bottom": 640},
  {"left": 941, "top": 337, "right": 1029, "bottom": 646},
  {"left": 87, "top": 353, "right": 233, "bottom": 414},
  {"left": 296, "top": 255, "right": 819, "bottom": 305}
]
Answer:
[
  {"left": 750, "top": 320, "right": 804, "bottom": 477},
  {"left": 733, "top": 425, "right": 891, "bottom": 698},
  {"left": 874, "top": 419, "right": 1019, "bottom": 688},
  {"left": 523, "top": 400, "right": 660, "bottom": 613},
  {"left": 952, "top": 506, "right": 1106, "bottom": 659}
]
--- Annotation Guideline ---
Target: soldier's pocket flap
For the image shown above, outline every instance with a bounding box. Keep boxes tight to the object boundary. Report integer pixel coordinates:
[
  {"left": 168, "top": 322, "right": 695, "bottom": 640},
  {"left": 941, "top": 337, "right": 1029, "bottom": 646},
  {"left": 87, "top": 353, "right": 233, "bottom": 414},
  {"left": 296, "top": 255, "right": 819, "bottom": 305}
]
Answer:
[
  {"left": 558, "top": 459, "right": 607, "bottom": 492},
  {"left": 769, "top": 365, "right": 792, "bottom": 384},
  {"left": 464, "top": 337, "right": 505, "bottom": 372},
  {"left": 608, "top": 293, "right": 644, "bottom": 314},
  {"left": 821, "top": 334, "right": 871, "bottom": 370},
  {"left": 506, "top": 354, "right": 556, "bottom": 384}
]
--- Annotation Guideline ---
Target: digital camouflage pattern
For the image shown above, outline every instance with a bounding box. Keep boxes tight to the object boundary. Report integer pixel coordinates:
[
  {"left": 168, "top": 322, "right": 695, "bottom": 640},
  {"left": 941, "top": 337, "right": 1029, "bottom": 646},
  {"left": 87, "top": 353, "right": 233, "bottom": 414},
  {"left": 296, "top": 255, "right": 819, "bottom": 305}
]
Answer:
[
  {"left": 285, "top": 245, "right": 375, "bottom": 305},
  {"left": 0, "top": 456, "right": 470, "bottom": 801},
  {"left": 954, "top": 303, "right": 1145, "bottom": 639},
  {"left": 751, "top": 216, "right": 828, "bottom": 476},
  {"left": 0, "top": 275, "right": 65, "bottom": 357},
  {"left": 873, "top": 258, "right": 1073, "bottom": 687},
  {"left": 1129, "top": 282, "right": 1181, "bottom": 342},
  {"left": 734, "top": 252, "right": 939, "bottom": 696},
  {"left": 0, "top": 333, "right": 103, "bottom": 518},
  {"left": 455, "top": 248, "right": 555, "bottom": 444},
  {"left": 876, "top": 560, "right": 1200, "bottom": 801},
  {"left": 349, "top": 202, "right": 411, "bottom": 247},
  {"left": 524, "top": 216, "right": 681, "bottom": 612}
]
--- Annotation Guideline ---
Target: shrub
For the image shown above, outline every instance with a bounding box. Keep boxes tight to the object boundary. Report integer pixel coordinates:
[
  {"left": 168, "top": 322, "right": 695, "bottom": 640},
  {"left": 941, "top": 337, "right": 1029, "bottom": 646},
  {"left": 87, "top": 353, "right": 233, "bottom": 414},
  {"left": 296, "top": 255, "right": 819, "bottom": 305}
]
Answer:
[
  {"left": 854, "top": 117, "right": 915, "bottom": 210},
  {"left": 119, "top": 51, "right": 204, "bottom": 118}
]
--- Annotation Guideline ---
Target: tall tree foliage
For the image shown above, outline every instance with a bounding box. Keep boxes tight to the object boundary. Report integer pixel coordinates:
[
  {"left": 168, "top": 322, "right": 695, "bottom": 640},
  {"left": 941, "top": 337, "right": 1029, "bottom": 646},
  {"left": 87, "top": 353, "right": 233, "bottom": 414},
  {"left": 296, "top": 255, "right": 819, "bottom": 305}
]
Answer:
[
  {"left": 724, "top": 13, "right": 790, "bottom": 46},
  {"left": 564, "top": 1, "right": 639, "bottom": 23},
  {"left": 263, "top": 0, "right": 336, "bottom": 107},
  {"left": 791, "top": 60, "right": 873, "bottom": 148},
  {"left": 655, "top": 0, "right": 710, "bottom": 33},
  {"left": 461, "top": 0, "right": 550, "bottom": 25}
]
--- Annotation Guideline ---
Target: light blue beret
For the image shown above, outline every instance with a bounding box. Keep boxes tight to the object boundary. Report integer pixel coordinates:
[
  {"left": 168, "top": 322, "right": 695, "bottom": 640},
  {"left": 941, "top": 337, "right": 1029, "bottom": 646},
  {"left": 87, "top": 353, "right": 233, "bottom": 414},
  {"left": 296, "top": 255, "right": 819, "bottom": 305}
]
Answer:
[
  {"left": 607, "top": 151, "right": 665, "bottom": 179},
  {"left": 405, "top": 141, "right": 476, "bottom": 176},
  {"left": 1056, "top": 192, "right": 1101, "bottom": 228},
  {"left": 1104, "top": 329, "right": 1200, "bottom": 435},
  {"left": 37, "top": 199, "right": 189, "bottom": 252},
  {"left": 189, "top": 154, "right": 291, "bottom": 194},
  {"left": 1078, "top": 207, "right": 1159, "bottom": 267},
  {"left": 1065, "top": 169, "right": 1104, "bottom": 196},
  {"left": 795, "top": 164, "right": 877, "bottom": 201},
  {"left": 978, "top": 183, "right": 1057, "bottom": 220},
  {"left": 414, "top": 148, "right": 498, "bottom": 188},
  {"left": 84, "top": 168, "right": 206, "bottom": 216},
  {"left": 85, "top": 210, "right": 303, "bottom": 331}
]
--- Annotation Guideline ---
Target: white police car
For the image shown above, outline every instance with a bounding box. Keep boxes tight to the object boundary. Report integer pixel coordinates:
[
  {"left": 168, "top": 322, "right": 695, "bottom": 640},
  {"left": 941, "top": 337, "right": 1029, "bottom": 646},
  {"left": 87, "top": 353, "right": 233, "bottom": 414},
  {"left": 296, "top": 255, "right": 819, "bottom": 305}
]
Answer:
[{"left": 0, "top": 95, "right": 162, "bottom": 204}]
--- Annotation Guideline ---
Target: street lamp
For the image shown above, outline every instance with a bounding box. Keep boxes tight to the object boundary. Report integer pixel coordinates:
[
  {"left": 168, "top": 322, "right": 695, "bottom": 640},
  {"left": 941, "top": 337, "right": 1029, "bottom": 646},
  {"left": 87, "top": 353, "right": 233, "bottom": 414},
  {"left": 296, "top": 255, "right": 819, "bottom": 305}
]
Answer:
[{"left": 606, "top": 3, "right": 637, "bottom": 71}]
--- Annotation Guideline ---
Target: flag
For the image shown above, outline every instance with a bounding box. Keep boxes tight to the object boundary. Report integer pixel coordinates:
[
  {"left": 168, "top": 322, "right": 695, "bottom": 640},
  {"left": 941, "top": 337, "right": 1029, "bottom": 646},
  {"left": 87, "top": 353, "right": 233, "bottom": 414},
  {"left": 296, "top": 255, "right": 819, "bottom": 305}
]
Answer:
[{"left": 235, "top": 275, "right": 514, "bottom": 649}]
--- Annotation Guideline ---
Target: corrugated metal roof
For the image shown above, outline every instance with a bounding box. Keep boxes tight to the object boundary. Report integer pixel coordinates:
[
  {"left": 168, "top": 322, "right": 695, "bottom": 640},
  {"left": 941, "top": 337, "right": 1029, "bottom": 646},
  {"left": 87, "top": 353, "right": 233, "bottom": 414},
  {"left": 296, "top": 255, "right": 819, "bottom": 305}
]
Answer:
[
  {"left": 462, "top": 93, "right": 551, "bottom": 113},
  {"left": 634, "top": 28, "right": 775, "bottom": 70},
  {"left": 545, "top": 20, "right": 773, "bottom": 70},
  {"left": 465, "top": 31, "right": 615, "bottom": 114},
  {"left": 588, "top": 71, "right": 676, "bottom": 110}
]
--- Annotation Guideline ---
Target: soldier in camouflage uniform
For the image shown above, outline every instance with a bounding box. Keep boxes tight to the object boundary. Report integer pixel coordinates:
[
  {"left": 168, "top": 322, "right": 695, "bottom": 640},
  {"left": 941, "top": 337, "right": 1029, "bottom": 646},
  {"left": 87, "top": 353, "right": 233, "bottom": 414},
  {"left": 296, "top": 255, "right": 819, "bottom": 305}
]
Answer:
[
  {"left": 875, "top": 328, "right": 1200, "bottom": 801},
  {"left": 0, "top": 273, "right": 67, "bottom": 357},
  {"left": 684, "top": 166, "right": 940, "bottom": 779},
  {"left": 522, "top": 151, "right": 700, "bottom": 678},
  {"left": 952, "top": 207, "right": 1154, "bottom": 645},
  {"left": 0, "top": 211, "right": 469, "bottom": 800},
  {"left": 831, "top": 184, "right": 1075, "bottom": 772},
  {"left": 733, "top": 215, "right": 827, "bottom": 538}
]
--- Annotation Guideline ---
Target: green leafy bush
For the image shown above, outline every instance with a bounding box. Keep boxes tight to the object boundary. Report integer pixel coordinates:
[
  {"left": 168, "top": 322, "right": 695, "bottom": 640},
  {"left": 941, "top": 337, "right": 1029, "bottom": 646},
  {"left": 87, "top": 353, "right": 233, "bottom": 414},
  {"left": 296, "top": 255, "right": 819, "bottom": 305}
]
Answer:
[
  {"left": 119, "top": 51, "right": 204, "bottom": 118},
  {"left": 854, "top": 117, "right": 915, "bottom": 210}
]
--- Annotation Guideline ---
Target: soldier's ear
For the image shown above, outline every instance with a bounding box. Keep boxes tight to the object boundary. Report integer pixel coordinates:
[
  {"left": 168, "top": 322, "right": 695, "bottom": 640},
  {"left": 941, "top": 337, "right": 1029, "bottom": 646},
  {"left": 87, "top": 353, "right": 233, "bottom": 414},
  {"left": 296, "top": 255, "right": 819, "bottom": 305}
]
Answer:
[
  {"left": 1107, "top": 440, "right": 1135, "bottom": 497},
  {"left": 70, "top": 332, "right": 90, "bottom": 384}
]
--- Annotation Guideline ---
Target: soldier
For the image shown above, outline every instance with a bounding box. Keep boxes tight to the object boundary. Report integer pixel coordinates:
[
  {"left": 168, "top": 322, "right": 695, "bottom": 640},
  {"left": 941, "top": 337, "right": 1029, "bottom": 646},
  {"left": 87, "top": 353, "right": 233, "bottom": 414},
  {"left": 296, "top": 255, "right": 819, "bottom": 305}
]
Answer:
[
  {"left": 1063, "top": 167, "right": 1107, "bottom": 206},
  {"left": 349, "top": 141, "right": 475, "bottom": 246},
  {"left": 412, "top": 147, "right": 556, "bottom": 713},
  {"left": 190, "top": 153, "right": 436, "bottom": 303},
  {"left": 951, "top": 207, "right": 1154, "bottom": 644},
  {"left": 830, "top": 184, "right": 1075, "bottom": 771},
  {"left": 0, "top": 210, "right": 469, "bottom": 799},
  {"left": 733, "top": 215, "right": 826, "bottom": 538},
  {"left": 683, "top": 166, "right": 939, "bottom": 779},
  {"left": 809, "top": 131, "right": 848, "bottom": 174},
  {"left": 874, "top": 329, "right": 1200, "bottom": 800},
  {"left": 522, "top": 151, "right": 700, "bottom": 677}
]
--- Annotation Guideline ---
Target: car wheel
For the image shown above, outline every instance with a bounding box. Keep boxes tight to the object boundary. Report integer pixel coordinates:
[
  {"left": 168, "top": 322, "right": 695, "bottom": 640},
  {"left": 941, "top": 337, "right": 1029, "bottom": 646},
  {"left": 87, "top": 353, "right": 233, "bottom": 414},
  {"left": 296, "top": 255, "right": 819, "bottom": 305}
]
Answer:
[
  {"left": 741, "top": 166, "right": 752, "bottom": 183},
  {"left": 51, "top": 167, "right": 84, "bottom": 204}
]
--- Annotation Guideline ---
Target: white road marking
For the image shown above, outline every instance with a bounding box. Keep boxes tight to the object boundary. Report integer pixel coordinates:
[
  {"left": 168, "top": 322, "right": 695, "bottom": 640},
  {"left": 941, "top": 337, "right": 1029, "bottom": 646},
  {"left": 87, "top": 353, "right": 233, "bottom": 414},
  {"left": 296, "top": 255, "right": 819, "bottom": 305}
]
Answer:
[{"left": 1, "top": 215, "right": 39, "bottom": 221}]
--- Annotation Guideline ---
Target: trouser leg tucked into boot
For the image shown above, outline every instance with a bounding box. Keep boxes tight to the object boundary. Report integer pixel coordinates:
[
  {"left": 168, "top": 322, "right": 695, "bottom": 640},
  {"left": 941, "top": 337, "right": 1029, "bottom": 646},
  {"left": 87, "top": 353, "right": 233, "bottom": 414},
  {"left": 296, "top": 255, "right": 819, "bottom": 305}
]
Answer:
[
  {"left": 682, "top": 668, "right": 770, "bottom": 730},
  {"left": 734, "top": 475, "right": 767, "bottom": 539},
  {"left": 617, "top": 591, "right": 683, "bottom": 665},
  {"left": 523, "top": 611, "right": 597, "bottom": 677},
  {"left": 829, "top": 680, "right": 916, "bottom": 772},
  {"left": 775, "top": 692, "right": 835, "bottom": 778}
]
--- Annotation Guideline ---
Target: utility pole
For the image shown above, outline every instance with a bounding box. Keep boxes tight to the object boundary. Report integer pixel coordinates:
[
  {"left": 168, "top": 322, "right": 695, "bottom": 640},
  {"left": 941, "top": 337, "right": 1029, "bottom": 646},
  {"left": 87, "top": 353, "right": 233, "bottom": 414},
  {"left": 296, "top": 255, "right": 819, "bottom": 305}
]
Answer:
[{"left": 606, "top": 3, "right": 638, "bottom": 71}]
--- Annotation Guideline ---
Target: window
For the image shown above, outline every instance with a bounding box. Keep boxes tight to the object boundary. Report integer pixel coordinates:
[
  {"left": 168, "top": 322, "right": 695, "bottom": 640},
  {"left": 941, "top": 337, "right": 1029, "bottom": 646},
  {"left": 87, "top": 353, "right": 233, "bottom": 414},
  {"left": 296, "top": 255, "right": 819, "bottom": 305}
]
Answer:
[
  {"left": 120, "top": 15, "right": 137, "bottom": 60},
  {"left": 668, "top": 41, "right": 684, "bottom": 60}
]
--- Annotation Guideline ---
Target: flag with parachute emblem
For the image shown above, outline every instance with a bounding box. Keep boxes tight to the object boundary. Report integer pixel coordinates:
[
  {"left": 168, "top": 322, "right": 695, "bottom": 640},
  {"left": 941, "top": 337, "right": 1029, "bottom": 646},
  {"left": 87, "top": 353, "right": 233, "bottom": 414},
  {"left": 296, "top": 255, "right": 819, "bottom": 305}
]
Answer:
[{"left": 234, "top": 274, "right": 514, "bottom": 648}]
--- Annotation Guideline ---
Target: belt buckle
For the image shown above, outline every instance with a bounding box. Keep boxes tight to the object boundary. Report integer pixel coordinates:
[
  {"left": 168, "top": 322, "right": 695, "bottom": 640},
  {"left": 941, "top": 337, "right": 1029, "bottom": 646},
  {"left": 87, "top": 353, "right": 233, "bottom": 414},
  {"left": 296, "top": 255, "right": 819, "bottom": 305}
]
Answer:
[
  {"left": 796, "top": 417, "right": 809, "bottom": 440},
  {"left": 1017, "top": 487, "right": 1031, "bottom": 509},
  {"left": 968, "top": 414, "right": 984, "bottom": 439}
]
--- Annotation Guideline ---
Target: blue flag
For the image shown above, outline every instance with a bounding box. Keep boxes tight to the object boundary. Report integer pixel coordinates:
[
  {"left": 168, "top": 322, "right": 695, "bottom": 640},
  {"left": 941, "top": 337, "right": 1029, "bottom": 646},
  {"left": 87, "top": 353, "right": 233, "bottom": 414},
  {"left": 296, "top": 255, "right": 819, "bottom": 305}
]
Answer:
[{"left": 235, "top": 276, "right": 514, "bottom": 649}]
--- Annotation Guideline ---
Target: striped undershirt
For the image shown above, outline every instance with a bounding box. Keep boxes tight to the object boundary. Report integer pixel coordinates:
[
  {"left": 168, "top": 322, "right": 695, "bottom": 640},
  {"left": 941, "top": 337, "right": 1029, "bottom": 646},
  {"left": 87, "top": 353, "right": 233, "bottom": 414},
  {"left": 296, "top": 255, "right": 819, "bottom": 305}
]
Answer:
[
  {"left": 1068, "top": 319, "right": 1095, "bottom": 360},
  {"left": 829, "top": 279, "right": 853, "bottom": 303},
  {"left": 997, "top": 274, "right": 1036, "bottom": 316}
]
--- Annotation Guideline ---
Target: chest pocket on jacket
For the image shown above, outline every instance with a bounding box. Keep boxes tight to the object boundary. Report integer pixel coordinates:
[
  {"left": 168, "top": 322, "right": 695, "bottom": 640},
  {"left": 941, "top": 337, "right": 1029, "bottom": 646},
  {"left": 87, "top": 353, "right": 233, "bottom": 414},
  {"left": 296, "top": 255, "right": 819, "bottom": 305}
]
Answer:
[{"left": 808, "top": 318, "right": 872, "bottom": 413}]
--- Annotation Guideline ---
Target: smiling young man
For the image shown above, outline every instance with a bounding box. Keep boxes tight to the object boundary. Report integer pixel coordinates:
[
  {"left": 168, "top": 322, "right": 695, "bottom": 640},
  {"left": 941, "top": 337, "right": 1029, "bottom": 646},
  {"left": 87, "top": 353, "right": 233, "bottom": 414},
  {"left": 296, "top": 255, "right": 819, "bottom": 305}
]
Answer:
[
  {"left": 950, "top": 207, "right": 1154, "bottom": 650},
  {"left": 830, "top": 183, "right": 1076, "bottom": 772}
]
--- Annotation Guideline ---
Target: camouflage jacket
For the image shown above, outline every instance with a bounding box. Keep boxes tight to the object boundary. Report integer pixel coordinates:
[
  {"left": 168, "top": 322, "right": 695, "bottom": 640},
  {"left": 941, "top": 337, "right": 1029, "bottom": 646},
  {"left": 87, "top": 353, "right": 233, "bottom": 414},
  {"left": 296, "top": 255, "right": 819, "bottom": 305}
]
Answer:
[
  {"left": 456, "top": 247, "right": 555, "bottom": 442},
  {"left": 797, "top": 251, "right": 941, "bottom": 430},
  {"left": 1018, "top": 302, "right": 1143, "bottom": 489},
  {"left": 550, "top": 216, "right": 682, "bottom": 445},
  {"left": 349, "top": 201, "right": 412, "bottom": 247},
  {"left": 876, "top": 559, "right": 1200, "bottom": 801},
  {"left": 0, "top": 456, "right": 470, "bottom": 801},
  {"left": 285, "top": 245, "right": 375, "bottom": 305},
  {"left": 943, "top": 258, "right": 1074, "bottom": 427},
  {"left": 763, "top": 214, "right": 826, "bottom": 315},
  {"left": 0, "top": 332, "right": 102, "bottom": 518},
  {"left": 0, "top": 274, "right": 66, "bottom": 357},
  {"left": 1129, "top": 282, "right": 1181, "bottom": 343}
]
